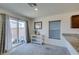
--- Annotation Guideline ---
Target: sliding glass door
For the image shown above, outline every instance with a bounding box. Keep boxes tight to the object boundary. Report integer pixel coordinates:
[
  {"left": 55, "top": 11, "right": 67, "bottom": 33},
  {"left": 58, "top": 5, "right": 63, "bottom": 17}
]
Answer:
[{"left": 9, "top": 18, "right": 26, "bottom": 48}]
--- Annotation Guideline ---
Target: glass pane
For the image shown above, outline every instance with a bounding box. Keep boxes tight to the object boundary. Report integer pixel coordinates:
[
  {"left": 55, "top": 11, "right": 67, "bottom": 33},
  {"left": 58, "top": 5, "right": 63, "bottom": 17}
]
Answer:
[
  {"left": 10, "top": 19, "right": 18, "bottom": 47},
  {"left": 18, "top": 21, "right": 26, "bottom": 44}
]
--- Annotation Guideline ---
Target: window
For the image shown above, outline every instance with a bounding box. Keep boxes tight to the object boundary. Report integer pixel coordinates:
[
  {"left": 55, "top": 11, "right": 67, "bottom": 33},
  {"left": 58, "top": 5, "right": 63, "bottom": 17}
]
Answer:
[{"left": 49, "top": 20, "right": 61, "bottom": 40}]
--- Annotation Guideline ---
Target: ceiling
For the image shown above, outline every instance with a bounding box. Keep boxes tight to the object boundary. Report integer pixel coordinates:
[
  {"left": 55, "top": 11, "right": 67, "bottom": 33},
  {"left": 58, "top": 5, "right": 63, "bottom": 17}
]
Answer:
[{"left": 0, "top": 3, "right": 79, "bottom": 18}]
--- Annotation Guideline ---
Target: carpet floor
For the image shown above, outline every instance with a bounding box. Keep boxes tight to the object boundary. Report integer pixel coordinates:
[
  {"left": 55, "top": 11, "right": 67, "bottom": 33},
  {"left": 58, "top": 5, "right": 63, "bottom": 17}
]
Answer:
[{"left": 5, "top": 43, "right": 70, "bottom": 55}]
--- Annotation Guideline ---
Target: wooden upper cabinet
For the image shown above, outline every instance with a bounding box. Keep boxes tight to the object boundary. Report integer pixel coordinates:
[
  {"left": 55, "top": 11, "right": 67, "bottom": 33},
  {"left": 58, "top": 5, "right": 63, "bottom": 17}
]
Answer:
[{"left": 71, "top": 15, "right": 79, "bottom": 28}]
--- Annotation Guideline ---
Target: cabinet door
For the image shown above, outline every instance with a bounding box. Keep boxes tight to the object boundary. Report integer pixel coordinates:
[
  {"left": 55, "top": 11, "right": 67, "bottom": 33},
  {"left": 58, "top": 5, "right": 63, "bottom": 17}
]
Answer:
[{"left": 71, "top": 15, "right": 79, "bottom": 28}]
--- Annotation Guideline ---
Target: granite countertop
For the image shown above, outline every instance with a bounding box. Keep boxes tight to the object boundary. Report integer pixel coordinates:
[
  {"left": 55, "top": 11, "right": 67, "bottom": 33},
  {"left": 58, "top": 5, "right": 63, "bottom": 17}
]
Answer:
[{"left": 63, "top": 33, "right": 79, "bottom": 52}]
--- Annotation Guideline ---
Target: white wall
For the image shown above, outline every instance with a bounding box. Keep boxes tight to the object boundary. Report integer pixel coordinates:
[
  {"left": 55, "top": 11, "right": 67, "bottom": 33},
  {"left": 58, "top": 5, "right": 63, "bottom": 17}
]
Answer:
[{"left": 31, "top": 11, "right": 79, "bottom": 54}]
